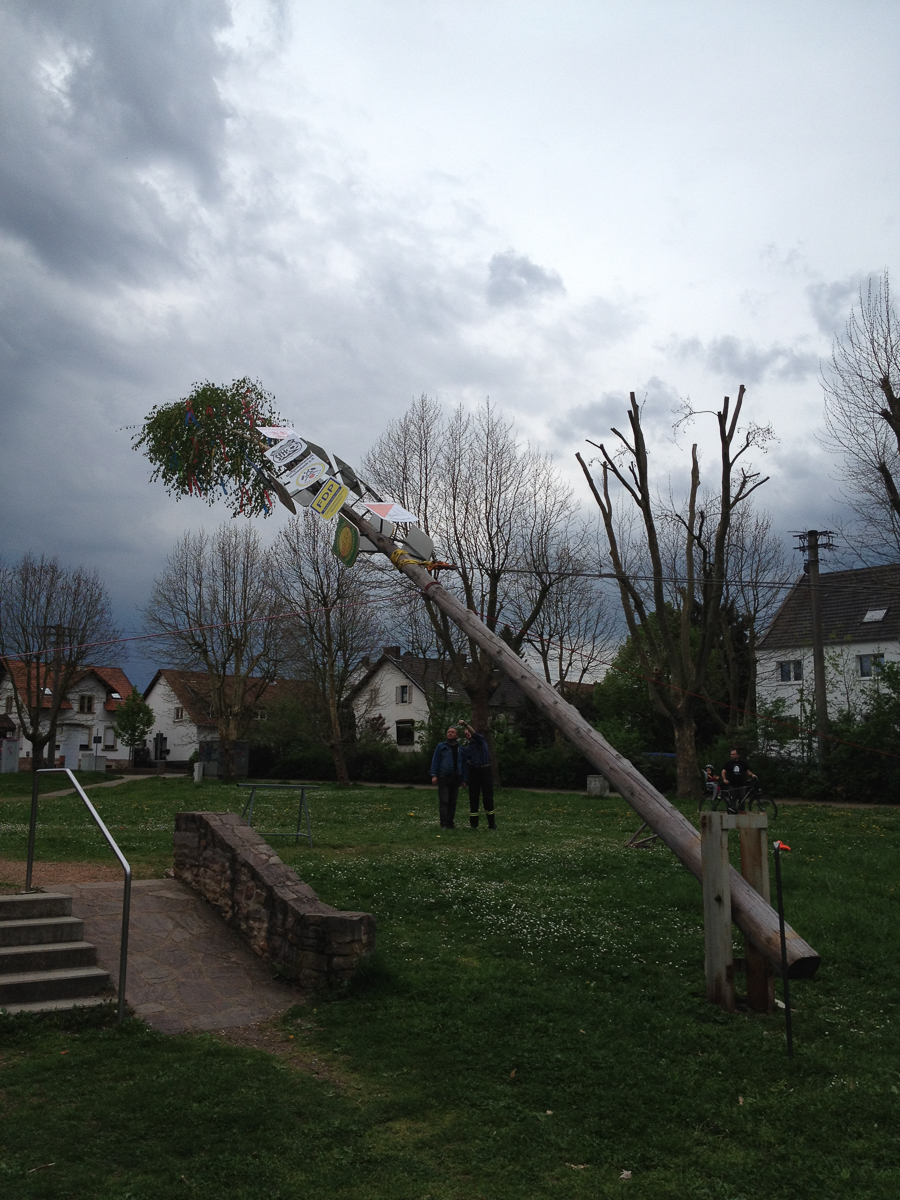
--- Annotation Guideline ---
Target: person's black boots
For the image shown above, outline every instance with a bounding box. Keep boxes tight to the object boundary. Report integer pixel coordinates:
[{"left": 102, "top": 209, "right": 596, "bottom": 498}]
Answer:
[
  {"left": 469, "top": 815, "right": 479, "bottom": 830},
  {"left": 486, "top": 809, "right": 497, "bottom": 830}
]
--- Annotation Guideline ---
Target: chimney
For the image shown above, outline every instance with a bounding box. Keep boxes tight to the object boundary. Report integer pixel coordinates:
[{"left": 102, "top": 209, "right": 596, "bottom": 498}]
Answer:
[{"left": 382, "top": 646, "right": 402, "bottom": 658}]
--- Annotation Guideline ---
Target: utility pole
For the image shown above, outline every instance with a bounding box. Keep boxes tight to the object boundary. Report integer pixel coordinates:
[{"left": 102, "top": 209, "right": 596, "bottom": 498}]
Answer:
[{"left": 792, "top": 530, "right": 834, "bottom": 769}]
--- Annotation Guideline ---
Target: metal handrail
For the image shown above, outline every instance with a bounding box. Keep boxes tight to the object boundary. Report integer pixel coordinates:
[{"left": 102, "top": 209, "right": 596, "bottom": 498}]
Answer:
[{"left": 26, "top": 769, "right": 131, "bottom": 1024}]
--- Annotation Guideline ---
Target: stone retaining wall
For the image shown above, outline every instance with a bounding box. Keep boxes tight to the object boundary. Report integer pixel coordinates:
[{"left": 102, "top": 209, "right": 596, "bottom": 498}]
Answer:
[{"left": 173, "top": 811, "right": 375, "bottom": 988}]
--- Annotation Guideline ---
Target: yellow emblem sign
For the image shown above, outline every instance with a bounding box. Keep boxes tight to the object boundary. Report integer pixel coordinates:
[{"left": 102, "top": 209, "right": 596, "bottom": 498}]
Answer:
[
  {"left": 310, "top": 477, "right": 348, "bottom": 520},
  {"left": 332, "top": 516, "right": 360, "bottom": 567}
]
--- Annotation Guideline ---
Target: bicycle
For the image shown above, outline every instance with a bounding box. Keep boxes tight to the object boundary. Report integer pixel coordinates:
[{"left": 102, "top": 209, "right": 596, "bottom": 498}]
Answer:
[{"left": 718, "top": 779, "right": 778, "bottom": 821}]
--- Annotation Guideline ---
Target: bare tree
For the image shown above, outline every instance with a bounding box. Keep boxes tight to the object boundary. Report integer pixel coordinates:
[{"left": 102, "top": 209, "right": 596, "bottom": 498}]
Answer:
[
  {"left": 520, "top": 549, "right": 619, "bottom": 690},
  {"left": 0, "top": 554, "right": 117, "bottom": 771},
  {"left": 364, "top": 397, "right": 586, "bottom": 766},
  {"left": 272, "top": 512, "right": 384, "bottom": 784},
  {"left": 822, "top": 272, "right": 900, "bottom": 559},
  {"left": 144, "top": 524, "right": 283, "bottom": 780},
  {"left": 577, "top": 388, "right": 772, "bottom": 797}
]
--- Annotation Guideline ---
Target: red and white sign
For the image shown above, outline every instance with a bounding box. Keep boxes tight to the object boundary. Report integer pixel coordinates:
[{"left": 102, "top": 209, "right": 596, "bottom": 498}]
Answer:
[{"left": 363, "top": 501, "right": 419, "bottom": 523}]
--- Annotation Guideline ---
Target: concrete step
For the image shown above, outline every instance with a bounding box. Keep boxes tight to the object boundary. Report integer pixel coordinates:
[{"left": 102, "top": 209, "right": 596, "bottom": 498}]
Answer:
[
  {"left": 1, "top": 996, "right": 114, "bottom": 1017},
  {"left": 0, "top": 941, "right": 98, "bottom": 975},
  {"left": 0, "top": 892, "right": 73, "bottom": 921},
  {"left": 0, "top": 966, "right": 111, "bottom": 1005},
  {"left": 0, "top": 916, "right": 84, "bottom": 947}
]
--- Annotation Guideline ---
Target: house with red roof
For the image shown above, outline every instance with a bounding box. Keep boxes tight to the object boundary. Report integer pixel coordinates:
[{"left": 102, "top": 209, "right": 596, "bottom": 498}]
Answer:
[{"left": 0, "top": 663, "right": 136, "bottom": 769}]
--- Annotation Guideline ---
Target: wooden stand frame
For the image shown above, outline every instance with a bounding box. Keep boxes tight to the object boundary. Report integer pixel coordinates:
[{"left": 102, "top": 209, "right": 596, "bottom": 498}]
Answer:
[{"left": 700, "top": 812, "right": 774, "bottom": 1013}]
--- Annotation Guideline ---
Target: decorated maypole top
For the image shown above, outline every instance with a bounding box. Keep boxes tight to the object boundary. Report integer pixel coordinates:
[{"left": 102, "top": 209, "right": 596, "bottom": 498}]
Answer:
[{"left": 133, "top": 378, "right": 437, "bottom": 566}]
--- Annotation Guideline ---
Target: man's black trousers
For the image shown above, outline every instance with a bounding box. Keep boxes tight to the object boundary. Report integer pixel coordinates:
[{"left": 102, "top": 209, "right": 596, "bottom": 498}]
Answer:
[
  {"left": 468, "top": 764, "right": 496, "bottom": 828},
  {"left": 437, "top": 776, "right": 461, "bottom": 828}
]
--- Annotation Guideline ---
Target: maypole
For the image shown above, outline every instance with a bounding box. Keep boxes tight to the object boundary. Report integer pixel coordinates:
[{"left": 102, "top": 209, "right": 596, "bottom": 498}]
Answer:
[{"left": 135, "top": 385, "right": 820, "bottom": 980}]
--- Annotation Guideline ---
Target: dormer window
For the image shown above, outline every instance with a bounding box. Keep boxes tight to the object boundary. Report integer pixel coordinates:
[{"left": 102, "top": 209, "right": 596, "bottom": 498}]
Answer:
[
  {"left": 863, "top": 608, "right": 888, "bottom": 623},
  {"left": 111, "top": 691, "right": 121, "bottom": 699}
]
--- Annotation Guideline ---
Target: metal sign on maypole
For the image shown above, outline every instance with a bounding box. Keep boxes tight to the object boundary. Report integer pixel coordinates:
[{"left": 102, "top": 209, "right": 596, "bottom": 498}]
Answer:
[{"left": 134, "top": 384, "right": 821, "bottom": 983}]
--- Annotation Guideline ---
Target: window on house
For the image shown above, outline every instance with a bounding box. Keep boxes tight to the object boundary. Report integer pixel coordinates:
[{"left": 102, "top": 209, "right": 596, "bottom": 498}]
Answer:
[
  {"left": 104, "top": 728, "right": 116, "bottom": 750},
  {"left": 78, "top": 695, "right": 94, "bottom": 714},
  {"left": 396, "top": 720, "right": 415, "bottom": 746},
  {"left": 778, "top": 661, "right": 803, "bottom": 682},
  {"left": 395, "top": 685, "right": 411, "bottom": 705},
  {"left": 174, "top": 707, "right": 184, "bottom": 721},
  {"left": 4, "top": 696, "right": 12, "bottom": 714},
  {"left": 859, "top": 654, "right": 885, "bottom": 678}
]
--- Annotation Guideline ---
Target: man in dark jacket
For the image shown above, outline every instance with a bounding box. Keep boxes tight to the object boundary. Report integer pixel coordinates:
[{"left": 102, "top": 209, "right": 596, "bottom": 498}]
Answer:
[
  {"left": 462, "top": 722, "right": 496, "bottom": 830},
  {"left": 431, "top": 726, "right": 466, "bottom": 829}
]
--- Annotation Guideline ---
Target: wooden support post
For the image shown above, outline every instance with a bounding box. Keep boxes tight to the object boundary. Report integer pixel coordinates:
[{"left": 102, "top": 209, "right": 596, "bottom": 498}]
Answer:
[
  {"left": 736, "top": 813, "right": 774, "bottom": 1014},
  {"left": 701, "top": 812, "right": 735, "bottom": 1011}
]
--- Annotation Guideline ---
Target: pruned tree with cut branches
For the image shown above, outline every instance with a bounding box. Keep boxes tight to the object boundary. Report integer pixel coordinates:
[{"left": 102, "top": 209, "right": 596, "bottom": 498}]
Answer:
[
  {"left": 143, "top": 524, "right": 283, "bottom": 780},
  {"left": 0, "top": 554, "right": 117, "bottom": 771},
  {"left": 822, "top": 271, "right": 900, "bottom": 559},
  {"left": 577, "top": 388, "right": 773, "bottom": 797}
]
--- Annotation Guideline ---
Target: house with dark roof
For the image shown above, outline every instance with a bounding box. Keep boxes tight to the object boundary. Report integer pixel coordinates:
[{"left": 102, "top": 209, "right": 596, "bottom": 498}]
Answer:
[
  {"left": 756, "top": 564, "right": 900, "bottom": 717},
  {"left": 0, "top": 663, "right": 135, "bottom": 769},
  {"left": 143, "top": 669, "right": 305, "bottom": 768},
  {"left": 349, "top": 646, "right": 525, "bottom": 751}
]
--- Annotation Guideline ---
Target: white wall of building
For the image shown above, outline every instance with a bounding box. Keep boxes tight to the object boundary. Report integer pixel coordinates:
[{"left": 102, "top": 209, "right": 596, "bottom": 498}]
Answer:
[
  {"left": 0, "top": 674, "right": 125, "bottom": 766},
  {"left": 757, "top": 638, "right": 900, "bottom": 719},
  {"left": 353, "top": 661, "right": 429, "bottom": 751},
  {"left": 144, "top": 676, "right": 215, "bottom": 762}
]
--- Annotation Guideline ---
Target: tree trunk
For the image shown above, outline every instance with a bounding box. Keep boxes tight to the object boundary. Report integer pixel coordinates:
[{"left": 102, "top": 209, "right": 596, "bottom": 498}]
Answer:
[
  {"left": 330, "top": 740, "right": 350, "bottom": 787},
  {"left": 220, "top": 736, "right": 235, "bottom": 782},
  {"left": 673, "top": 714, "right": 700, "bottom": 799}
]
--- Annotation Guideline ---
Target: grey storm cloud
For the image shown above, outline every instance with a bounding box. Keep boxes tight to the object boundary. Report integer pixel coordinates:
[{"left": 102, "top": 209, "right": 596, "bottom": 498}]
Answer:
[
  {"left": 551, "top": 377, "right": 682, "bottom": 444},
  {"left": 806, "top": 273, "right": 877, "bottom": 337},
  {"left": 668, "top": 334, "right": 819, "bottom": 385},
  {"left": 0, "top": 0, "right": 230, "bottom": 285},
  {"left": 486, "top": 250, "right": 565, "bottom": 307}
]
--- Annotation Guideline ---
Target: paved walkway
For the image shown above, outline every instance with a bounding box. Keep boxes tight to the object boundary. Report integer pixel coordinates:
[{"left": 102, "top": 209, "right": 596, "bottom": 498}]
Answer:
[{"left": 57, "top": 879, "right": 299, "bottom": 1034}]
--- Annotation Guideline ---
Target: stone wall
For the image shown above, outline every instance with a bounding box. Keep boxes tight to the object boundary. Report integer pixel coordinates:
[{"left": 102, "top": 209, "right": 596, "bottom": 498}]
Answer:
[{"left": 173, "top": 811, "right": 375, "bottom": 988}]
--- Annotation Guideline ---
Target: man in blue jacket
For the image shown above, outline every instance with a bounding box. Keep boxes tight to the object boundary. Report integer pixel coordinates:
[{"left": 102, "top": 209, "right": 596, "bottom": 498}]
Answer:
[
  {"left": 430, "top": 726, "right": 466, "bottom": 829},
  {"left": 462, "top": 721, "right": 496, "bottom": 830}
]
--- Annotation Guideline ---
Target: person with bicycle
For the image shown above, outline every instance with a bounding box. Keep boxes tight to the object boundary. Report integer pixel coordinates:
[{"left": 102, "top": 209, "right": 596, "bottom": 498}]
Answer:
[{"left": 719, "top": 748, "right": 757, "bottom": 810}]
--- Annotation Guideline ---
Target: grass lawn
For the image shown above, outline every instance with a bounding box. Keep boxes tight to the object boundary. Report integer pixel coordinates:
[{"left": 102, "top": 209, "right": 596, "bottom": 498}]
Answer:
[{"left": 1, "top": 778, "right": 899, "bottom": 1198}]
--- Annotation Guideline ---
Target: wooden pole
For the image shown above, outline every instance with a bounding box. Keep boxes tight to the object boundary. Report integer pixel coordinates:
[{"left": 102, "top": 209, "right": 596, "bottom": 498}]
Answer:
[
  {"left": 341, "top": 506, "right": 821, "bottom": 980},
  {"left": 700, "top": 812, "right": 735, "bottom": 1010},
  {"left": 736, "top": 813, "right": 774, "bottom": 1013}
]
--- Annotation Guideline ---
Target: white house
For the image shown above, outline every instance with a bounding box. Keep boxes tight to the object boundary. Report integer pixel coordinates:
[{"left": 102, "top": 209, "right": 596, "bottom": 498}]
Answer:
[
  {"left": 0, "top": 664, "right": 135, "bottom": 769},
  {"left": 756, "top": 564, "right": 900, "bottom": 719},
  {"left": 350, "top": 646, "right": 525, "bottom": 751},
  {"left": 142, "top": 669, "right": 299, "bottom": 768}
]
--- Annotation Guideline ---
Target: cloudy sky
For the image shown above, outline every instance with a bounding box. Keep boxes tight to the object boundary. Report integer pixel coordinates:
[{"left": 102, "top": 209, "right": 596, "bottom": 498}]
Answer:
[{"left": 1, "top": 1, "right": 898, "bottom": 685}]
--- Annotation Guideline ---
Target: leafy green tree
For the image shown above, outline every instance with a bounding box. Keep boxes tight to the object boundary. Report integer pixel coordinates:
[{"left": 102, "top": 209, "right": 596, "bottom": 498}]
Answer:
[{"left": 113, "top": 689, "right": 155, "bottom": 765}]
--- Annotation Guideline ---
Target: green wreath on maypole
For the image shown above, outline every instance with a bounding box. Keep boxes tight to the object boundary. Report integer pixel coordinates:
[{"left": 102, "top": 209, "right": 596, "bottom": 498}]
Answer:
[{"left": 132, "top": 378, "right": 292, "bottom": 518}]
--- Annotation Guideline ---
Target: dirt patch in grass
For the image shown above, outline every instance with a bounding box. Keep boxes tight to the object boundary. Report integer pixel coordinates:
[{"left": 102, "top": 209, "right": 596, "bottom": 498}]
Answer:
[
  {"left": 213, "top": 1015, "right": 359, "bottom": 1093},
  {"left": 0, "top": 859, "right": 160, "bottom": 891}
]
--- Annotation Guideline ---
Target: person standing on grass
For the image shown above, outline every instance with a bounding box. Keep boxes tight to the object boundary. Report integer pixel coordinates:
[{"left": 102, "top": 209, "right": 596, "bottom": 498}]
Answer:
[
  {"left": 430, "top": 726, "right": 466, "bottom": 829},
  {"left": 461, "top": 721, "right": 496, "bottom": 830}
]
